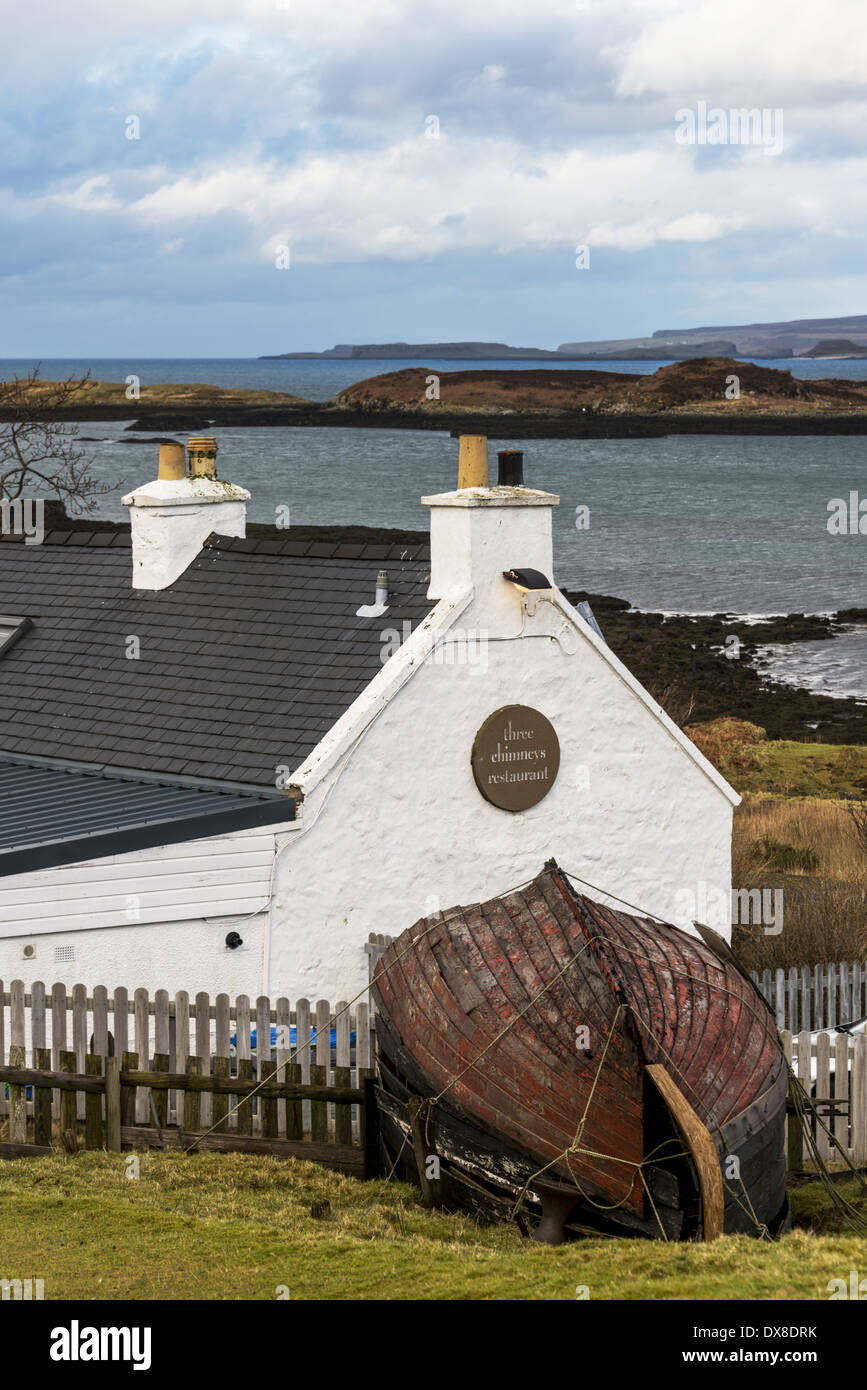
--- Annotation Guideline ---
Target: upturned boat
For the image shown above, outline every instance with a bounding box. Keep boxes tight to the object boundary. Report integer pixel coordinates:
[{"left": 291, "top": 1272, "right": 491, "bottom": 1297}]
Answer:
[{"left": 371, "top": 860, "right": 790, "bottom": 1242}]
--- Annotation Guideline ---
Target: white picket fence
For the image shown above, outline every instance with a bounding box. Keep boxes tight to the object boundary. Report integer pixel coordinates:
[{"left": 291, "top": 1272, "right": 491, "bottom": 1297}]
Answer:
[
  {"left": 783, "top": 1029, "right": 867, "bottom": 1169},
  {"left": 0, "top": 980, "right": 372, "bottom": 1141},
  {"left": 751, "top": 960, "right": 867, "bottom": 1033}
]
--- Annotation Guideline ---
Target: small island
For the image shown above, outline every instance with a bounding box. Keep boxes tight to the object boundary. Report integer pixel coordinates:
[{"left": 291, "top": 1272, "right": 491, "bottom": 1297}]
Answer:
[{"left": 4, "top": 357, "right": 867, "bottom": 436}]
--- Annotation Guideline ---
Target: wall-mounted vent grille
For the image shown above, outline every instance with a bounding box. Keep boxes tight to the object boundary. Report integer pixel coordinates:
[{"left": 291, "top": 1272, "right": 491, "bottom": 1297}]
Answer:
[{"left": 54, "top": 945, "right": 76, "bottom": 963}]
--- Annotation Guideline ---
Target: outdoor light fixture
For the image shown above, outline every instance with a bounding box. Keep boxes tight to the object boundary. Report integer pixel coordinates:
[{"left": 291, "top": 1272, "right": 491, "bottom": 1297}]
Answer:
[
  {"left": 225, "top": 931, "right": 243, "bottom": 950},
  {"left": 502, "top": 566, "right": 572, "bottom": 639},
  {"left": 502, "top": 567, "right": 552, "bottom": 592}
]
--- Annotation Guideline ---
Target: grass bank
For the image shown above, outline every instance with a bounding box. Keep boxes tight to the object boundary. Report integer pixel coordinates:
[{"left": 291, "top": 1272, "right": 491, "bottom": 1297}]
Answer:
[{"left": 0, "top": 1153, "right": 864, "bottom": 1301}]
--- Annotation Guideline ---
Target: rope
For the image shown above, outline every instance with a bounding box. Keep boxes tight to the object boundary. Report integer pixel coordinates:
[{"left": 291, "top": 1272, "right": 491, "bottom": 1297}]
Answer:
[{"left": 784, "top": 1064, "right": 867, "bottom": 1234}]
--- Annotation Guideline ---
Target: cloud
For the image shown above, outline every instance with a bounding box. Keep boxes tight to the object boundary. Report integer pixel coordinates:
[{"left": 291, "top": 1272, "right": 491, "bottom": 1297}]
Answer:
[
  {"left": 612, "top": 0, "right": 867, "bottom": 100},
  {"left": 1, "top": 0, "right": 866, "bottom": 350}
]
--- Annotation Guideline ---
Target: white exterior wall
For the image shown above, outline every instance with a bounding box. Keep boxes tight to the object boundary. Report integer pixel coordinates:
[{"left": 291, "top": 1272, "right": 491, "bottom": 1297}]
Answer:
[
  {"left": 0, "top": 486, "right": 737, "bottom": 1005},
  {"left": 268, "top": 590, "right": 735, "bottom": 1001},
  {"left": 0, "top": 827, "right": 276, "bottom": 997}
]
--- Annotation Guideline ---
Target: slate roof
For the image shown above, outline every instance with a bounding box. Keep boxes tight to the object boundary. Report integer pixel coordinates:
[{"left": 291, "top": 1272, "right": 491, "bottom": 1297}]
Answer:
[
  {"left": 0, "top": 529, "right": 433, "bottom": 789},
  {"left": 0, "top": 757, "right": 294, "bottom": 877}
]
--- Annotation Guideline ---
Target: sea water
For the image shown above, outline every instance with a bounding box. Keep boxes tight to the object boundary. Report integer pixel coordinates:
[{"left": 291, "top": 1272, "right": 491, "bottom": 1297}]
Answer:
[{"left": 2, "top": 358, "right": 865, "bottom": 698}]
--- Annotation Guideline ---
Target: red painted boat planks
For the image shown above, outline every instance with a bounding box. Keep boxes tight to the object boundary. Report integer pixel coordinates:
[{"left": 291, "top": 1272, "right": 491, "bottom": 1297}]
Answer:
[{"left": 372, "top": 861, "right": 789, "bottom": 1239}]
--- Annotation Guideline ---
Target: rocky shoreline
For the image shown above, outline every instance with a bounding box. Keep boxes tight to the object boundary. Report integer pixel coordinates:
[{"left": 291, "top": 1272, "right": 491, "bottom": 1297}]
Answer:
[
  {"left": 566, "top": 592, "right": 867, "bottom": 745},
  {"left": 11, "top": 403, "right": 867, "bottom": 438}
]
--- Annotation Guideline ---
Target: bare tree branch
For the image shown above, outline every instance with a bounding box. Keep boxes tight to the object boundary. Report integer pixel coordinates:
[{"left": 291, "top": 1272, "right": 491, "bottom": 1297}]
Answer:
[{"left": 0, "top": 366, "right": 111, "bottom": 514}]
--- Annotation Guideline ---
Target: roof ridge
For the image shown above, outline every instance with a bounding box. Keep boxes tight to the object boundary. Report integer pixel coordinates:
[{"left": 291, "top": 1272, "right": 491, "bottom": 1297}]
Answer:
[
  {"left": 1, "top": 529, "right": 430, "bottom": 559},
  {"left": 204, "top": 534, "right": 430, "bottom": 560}
]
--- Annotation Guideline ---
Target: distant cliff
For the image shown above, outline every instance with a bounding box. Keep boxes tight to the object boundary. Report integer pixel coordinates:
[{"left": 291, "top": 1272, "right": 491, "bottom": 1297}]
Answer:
[
  {"left": 560, "top": 313, "right": 867, "bottom": 358},
  {"left": 799, "top": 339, "right": 867, "bottom": 358},
  {"left": 261, "top": 338, "right": 740, "bottom": 361},
  {"left": 261, "top": 341, "right": 574, "bottom": 360}
]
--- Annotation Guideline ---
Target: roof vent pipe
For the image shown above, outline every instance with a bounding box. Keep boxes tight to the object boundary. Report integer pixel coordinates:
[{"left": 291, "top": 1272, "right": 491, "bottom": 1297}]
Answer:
[
  {"left": 188, "top": 436, "right": 218, "bottom": 479},
  {"left": 157, "top": 443, "right": 186, "bottom": 481},
  {"left": 356, "top": 569, "right": 389, "bottom": 618},
  {"left": 497, "top": 450, "right": 524, "bottom": 487}
]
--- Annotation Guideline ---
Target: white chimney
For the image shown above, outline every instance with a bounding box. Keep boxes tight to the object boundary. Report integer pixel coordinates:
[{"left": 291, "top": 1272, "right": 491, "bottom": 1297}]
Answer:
[
  {"left": 422, "top": 442, "right": 558, "bottom": 601},
  {"left": 122, "top": 438, "right": 250, "bottom": 591}
]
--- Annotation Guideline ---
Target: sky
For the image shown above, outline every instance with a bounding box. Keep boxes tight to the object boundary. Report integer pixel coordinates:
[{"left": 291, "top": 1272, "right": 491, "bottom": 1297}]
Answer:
[{"left": 2, "top": 0, "right": 866, "bottom": 355}]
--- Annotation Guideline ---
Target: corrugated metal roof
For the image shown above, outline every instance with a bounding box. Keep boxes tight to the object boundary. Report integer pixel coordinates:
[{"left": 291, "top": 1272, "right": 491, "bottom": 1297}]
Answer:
[{"left": 0, "top": 758, "right": 294, "bottom": 877}]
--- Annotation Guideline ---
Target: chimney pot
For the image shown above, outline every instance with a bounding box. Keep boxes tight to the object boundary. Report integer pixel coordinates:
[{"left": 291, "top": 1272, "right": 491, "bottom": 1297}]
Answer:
[
  {"left": 497, "top": 450, "right": 524, "bottom": 487},
  {"left": 188, "top": 436, "right": 218, "bottom": 478},
  {"left": 122, "top": 436, "right": 250, "bottom": 590},
  {"left": 157, "top": 443, "right": 186, "bottom": 481},
  {"left": 457, "top": 435, "right": 489, "bottom": 489}
]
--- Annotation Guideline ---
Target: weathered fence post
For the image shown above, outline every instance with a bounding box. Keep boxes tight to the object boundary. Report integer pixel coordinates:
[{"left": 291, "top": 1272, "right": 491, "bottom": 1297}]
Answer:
[
  {"left": 361, "top": 1070, "right": 380, "bottom": 1178},
  {"left": 315, "top": 999, "right": 331, "bottom": 1138},
  {"left": 195, "top": 993, "right": 211, "bottom": 1128},
  {"left": 34, "top": 1047, "right": 53, "bottom": 1148},
  {"left": 261, "top": 1059, "right": 278, "bottom": 1139},
  {"left": 51, "top": 983, "right": 67, "bottom": 1122},
  {"left": 152, "top": 1053, "right": 169, "bottom": 1131},
  {"left": 72, "top": 983, "right": 87, "bottom": 1122},
  {"left": 134, "top": 989, "right": 150, "bottom": 1125},
  {"left": 60, "top": 1049, "right": 77, "bottom": 1137},
  {"left": 276, "top": 996, "right": 291, "bottom": 1136},
  {"left": 296, "top": 998, "right": 312, "bottom": 1134},
  {"left": 85, "top": 1054, "right": 104, "bottom": 1151},
  {"left": 335, "top": 1000, "right": 352, "bottom": 1147},
  {"left": 310, "top": 1064, "right": 328, "bottom": 1143},
  {"left": 92, "top": 985, "right": 109, "bottom": 1060},
  {"left": 853, "top": 1034, "right": 867, "bottom": 1168},
  {"left": 184, "top": 1055, "right": 201, "bottom": 1133},
  {"left": 236, "top": 1058, "right": 253, "bottom": 1136},
  {"left": 173, "top": 990, "right": 190, "bottom": 1128},
  {"left": 8, "top": 1043, "right": 27, "bottom": 1145},
  {"left": 113, "top": 987, "right": 129, "bottom": 1059},
  {"left": 285, "top": 1062, "right": 302, "bottom": 1141},
  {"left": 212, "top": 1055, "right": 230, "bottom": 1134},
  {"left": 105, "top": 1055, "right": 121, "bottom": 1152},
  {"left": 120, "top": 1051, "right": 138, "bottom": 1129}
]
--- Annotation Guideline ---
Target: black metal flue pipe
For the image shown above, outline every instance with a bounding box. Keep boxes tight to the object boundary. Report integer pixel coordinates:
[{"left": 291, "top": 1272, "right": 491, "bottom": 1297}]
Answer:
[{"left": 497, "top": 450, "right": 524, "bottom": 486}]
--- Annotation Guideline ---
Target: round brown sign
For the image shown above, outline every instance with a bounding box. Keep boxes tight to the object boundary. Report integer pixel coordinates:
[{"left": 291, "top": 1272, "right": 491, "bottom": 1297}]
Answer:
[{"left": 471, "top": 704, "right": 560, "bottom": 812}]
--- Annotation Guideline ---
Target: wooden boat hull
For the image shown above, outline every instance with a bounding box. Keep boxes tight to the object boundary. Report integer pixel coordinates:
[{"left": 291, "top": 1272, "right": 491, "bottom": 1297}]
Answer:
[{"left": 372, "top": 861, "right": 790, "bottom": 1240}]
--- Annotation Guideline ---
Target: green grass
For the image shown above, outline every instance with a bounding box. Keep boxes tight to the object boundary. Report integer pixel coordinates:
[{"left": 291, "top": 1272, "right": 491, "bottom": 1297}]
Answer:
[
  {"left": 1, "top": 1152, "right": 864, "bottom": 1301},
  {"left": 730, "top": 740, "right": 867, "bottom": 799}
]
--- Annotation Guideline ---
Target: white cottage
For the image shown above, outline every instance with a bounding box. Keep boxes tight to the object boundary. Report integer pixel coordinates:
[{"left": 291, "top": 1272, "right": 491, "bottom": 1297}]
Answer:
[{"left": 0, "top": 437, "right": 738, "bottom": 1001}]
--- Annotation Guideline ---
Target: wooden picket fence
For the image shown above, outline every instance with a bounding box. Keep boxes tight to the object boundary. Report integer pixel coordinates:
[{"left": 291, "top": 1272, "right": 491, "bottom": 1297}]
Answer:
[
  {"left": 751, "top": 960, "right": 867, "bottom": 1033},
  {"left": 0, "top": 981, "right": 378, "bottom": 1177},
  {"left": 783, "top": 1029, "right": 867, "bottom": 1170}
]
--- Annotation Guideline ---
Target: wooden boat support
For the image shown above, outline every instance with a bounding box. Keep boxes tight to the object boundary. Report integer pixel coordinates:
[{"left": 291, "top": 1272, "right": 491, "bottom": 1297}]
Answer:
[
  {"left": 645, "top": 1064, "right": 724, "bottom": 1242},
  {"left": 372, "top": 860, "right": 791, "bottom": 1243}
]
